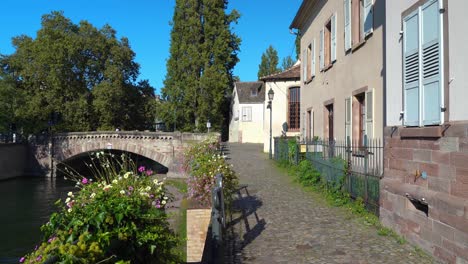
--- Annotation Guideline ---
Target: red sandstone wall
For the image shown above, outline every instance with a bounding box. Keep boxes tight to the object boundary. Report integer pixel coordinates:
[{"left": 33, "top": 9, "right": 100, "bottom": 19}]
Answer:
[{"left": 381, "top": 124, "right": 468, "bottom": 264}]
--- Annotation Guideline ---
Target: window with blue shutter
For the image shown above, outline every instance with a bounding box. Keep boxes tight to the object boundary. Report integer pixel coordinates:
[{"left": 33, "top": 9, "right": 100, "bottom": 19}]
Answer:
[
  {"left": 331, "top": 13, "right": 337, "bottom": 62},
  {"left": 344, "top": 0, "right": 352, "bottom": 51},
  {"left": 311, "top": 39, "right": 316, "bottom": 77},
  {"left": 363, "top": 0, "right": 373, "bottom": 36},
  {"left": 403, "top": 11, "right": 420, "bottom": 126},
  {"left": 319, "top": 29, "right": 324, "bottom": 70},
  {"left": 421, "top": 0, "right": 442, "bottom": 125},
  {"left": 403, "top": 0, "right": 442, "bottom": 127}
]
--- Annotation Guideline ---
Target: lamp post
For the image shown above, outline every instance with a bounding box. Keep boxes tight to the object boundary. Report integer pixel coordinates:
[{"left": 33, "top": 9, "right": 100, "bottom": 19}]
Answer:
[
  {"left": 267, "top": 88, "right": 274, "bottom": 159},
  {"left": 206, "top": 120, "right": 211, "bottom": 133}
]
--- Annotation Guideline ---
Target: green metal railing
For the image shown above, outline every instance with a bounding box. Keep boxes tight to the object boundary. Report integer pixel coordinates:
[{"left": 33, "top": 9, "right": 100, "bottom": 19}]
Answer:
[{"left": 305, "top": 136, "right": 383, "bottom": 215}]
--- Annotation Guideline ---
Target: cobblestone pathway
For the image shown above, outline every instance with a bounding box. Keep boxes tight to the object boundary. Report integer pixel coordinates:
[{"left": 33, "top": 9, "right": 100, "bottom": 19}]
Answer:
[{"left": 224, "top": 143, "right": 437, "bottom": 264}]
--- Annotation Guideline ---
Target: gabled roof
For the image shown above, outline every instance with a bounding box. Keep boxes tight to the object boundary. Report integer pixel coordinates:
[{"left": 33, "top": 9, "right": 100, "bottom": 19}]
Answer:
[
  {"left": 260, "top": 63, "right": 301, "bottom": 82},
  {"left": 290, "top": 0, "right": 319, "bottom": 30},
  {"left": 234, "top": 82, "right": 265, "bottom": 104}
]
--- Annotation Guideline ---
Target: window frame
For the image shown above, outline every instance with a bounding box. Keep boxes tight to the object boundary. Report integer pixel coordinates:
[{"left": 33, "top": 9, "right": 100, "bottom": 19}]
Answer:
[
  {"left": 241, "top": 106, "right": 252, "bottom": 122},
  {"left": 402, "top": 0, "right": 444, "bottom": 127},
  {"left": 288, "top": 87, "right": 301, "bottom": 131}
]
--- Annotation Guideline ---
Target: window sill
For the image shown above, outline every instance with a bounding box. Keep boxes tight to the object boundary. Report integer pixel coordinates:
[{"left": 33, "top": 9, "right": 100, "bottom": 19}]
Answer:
[
  {"left": 305, "top": 76, "right": 314, "bottom": 84},
  {"left": 400, "top": 126, "right": 442, "bottom": 138},
  {"left": 352, "top": 40, "right": 366, "bottom": 52},
  {"left": 322, "top": 63, "right": 333, "bottom": 72}
]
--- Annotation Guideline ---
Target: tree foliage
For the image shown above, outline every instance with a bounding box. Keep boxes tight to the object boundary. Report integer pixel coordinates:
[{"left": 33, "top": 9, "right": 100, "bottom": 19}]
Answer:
[
  {"left": 161, "top": 0, "right": 240, "bottom": 133},
  {"left": 281, "top": 55, "right": 295, "bottom": 71},
  {"left": 0, "top": 11, "right": 157, "bottom": 134},
  {"left": 257, "top": 45, "right": 280, "bottom": 79}
]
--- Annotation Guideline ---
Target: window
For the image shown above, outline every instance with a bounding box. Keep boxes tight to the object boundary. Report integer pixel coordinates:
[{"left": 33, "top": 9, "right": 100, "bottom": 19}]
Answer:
[
  {"left": 403, "top": 0, "right": 442, "bottom": 126},
  {"left": 288, "top": 87, "right": 300, "bottom": 131},
  {"left": 307, "top": 109, "right": 314, "bottom": 141},
  {"left": 325, "top": 103, "right": 334, "bottom": 140},
  {"left": 344, "top": 0, "right": 373, "bottom": 50},
  {"left": 307, "top": 44, "right": 312, "bottom": 80},
  {"left": 251, "top": 89, "right": 257, "bottom": 97},
  {"left": 241, "top": 106, "right": 252, "bottom": 122},
  {"left": 320, "top": 14, "right": 337, "bottom": 70},
  {"left": 345, "top": 90, "right": 373, "bottom": 144}
]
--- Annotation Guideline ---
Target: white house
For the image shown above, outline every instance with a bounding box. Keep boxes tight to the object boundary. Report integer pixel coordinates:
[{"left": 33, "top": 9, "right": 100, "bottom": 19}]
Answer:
[
  {"left": 229, "top": 82, "right": 265, "bottom": 143},
  {"left": 260, "top": 63, "right": 301, "bottom": 153}
]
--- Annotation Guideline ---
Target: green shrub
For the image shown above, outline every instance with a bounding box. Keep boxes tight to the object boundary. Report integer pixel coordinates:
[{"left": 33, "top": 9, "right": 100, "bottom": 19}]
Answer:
[
  {"left": 20, "top": 152, "right": 182, "bottom": 264},
  {"left": 184, "top": 137, "right": 238, "bottom": 207}
]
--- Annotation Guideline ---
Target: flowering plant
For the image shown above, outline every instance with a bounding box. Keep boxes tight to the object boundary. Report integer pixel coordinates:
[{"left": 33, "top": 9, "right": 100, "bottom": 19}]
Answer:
[
  {"left": 20, "top": 152, "right": 182, "bottom": 264},
  {"left": 184, "top": 137, "right": 238, "bottom": 207}
]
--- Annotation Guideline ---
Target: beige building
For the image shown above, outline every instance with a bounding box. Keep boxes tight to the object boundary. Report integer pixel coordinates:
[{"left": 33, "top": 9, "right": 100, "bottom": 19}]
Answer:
[
  {"left": 228, "top": 82, "right": 265, "bottom": 144},
  {"left": 290, "top": 0, "right": 384, "bottom": 144},
  {"left": 382, "top": 1, "right": 468, "bottom": 263},
  {"left": 260, "top": 63, "right": 301, "bottom": 153}
]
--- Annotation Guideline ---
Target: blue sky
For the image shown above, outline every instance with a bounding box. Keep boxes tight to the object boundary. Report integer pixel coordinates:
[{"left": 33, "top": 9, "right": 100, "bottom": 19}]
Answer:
[{"left": 0, "top": 0, "right": 302, "bottom": 93}]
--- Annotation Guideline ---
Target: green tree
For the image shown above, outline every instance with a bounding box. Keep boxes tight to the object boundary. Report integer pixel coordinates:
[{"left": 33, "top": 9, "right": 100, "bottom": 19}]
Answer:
[
  {"left": 161, "top": 0, "right": 240, "bottom": 133},
  {"left": 281, "top": 55, "right": 295, "bottom": 71},
  {"left": 295, "top": 33, "right": 301, "bottom": 60},
  {"left": 257, "top": 45, "right": 280, "bottom": 79},
  {"left": 1, "top": 11, "right": 146, "bottom": 134}
]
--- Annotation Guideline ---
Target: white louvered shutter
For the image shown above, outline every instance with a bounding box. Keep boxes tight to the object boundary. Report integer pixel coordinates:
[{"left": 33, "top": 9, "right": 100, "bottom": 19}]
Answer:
[
  {"left": 403, "top": 11, "right": 420, "bottom": 126},
  {"left": 311, "top": 39, "right": 316, "bottom": 77},
  {"left": 345, "top": 97, "right": 352, "bottom": 141},
  {"left": 421, "top": 0, "right": 442, "bottom": 125},
  {"left": 303, "top": 49, "right": 307, "bottom": 83},
  {"left": 364, "top": 0, "right": 373, "bottom": 36},
  {"left": 344, "top": 0, "right": 352, "bottom": 51},
  {"left": 331, "top": 13, "right": 337, "bottom": 62},
  {"left": 365, "top": 90, "right": 374, "bottom": 140},
  {"left": 319, "top": 29, "right": 324, "bottom": 70}
]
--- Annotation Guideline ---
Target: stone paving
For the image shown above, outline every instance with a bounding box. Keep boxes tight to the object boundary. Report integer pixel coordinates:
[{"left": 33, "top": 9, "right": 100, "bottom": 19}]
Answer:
[{"left": 224, "top": 143, "right": 438, "bottom": 264}]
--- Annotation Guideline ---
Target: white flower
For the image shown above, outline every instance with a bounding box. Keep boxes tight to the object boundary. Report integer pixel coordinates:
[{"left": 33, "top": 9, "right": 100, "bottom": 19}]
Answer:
[
  {"left": 67, "top": 192, "right": 73, "bottom": 197},
  {"left": 120, "top": 190, "right": 125, "bottom": 195},
  {"left": 153, "top": 179, "right": 159, "bottom": 185},
  {"left": 68, "top": 208, "right": 72, "bottom": 213},
  {"left": 161, "top": 200, "right": 167, "bottom": 205},
  {"left": 112, "top": 179, "right": 118, "bottom": 184},
  {"left": 145, "top": 186, "right": 151, "bottom": 191},
  {"left": 163, "top": 196, "right": 168, "bottom": 200},
  {"left": 124, "top": 172, "right": 132, "bottom": 179},
  {"left": 65, "top": 197, "right": 71, "bottom": 203},
  {"left": 90, "top": 193, "right": 96, "bottom": 198},
  {"left": 118, "top": 176, "right": 122, "bottom": 180}
]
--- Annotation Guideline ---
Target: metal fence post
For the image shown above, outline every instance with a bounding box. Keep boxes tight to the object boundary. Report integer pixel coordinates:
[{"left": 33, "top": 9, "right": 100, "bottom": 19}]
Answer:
[
  {"left": 346, "top": 136, "right": 352, "bottom": 194},
  {"left": 364, "top": 135, "right": 369, "bottom": 205}
]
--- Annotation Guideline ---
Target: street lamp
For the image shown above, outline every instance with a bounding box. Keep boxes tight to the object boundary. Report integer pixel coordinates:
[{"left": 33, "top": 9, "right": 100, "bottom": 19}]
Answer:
[{"left": 267, "top": 88, "right": 274, "bottom": 159}]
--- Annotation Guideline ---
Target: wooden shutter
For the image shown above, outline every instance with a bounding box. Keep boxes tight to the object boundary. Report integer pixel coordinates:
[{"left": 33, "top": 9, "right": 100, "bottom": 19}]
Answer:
[
  {"left": 319, "top": 29, "right": 324, "bottom": 70},
  {"left": 344, "top": 0, "right": 352, "bottom": 51},
  {"left": 363, "top": 0, "right": 373, "bottom": 36},
  {"left": 303, "top": 49, "right": 307, "bottom": 83},
  {"left": 331, "top": 13, "right": 337, "bottom": 62},
  {"left": 403, "top": 11, "right": 420, "bottom": 126},
  {"left": 311, "top": 39, "right": 316, "bottom": 77},
  {"left": 421, "top": 0, "right": 442, "bottom": 125},
  {"left": 345, "top": 97, "right": 352, "bottom": 141},
  {"left": 365, "top": 90, "right": 373, "bottom": 140}
]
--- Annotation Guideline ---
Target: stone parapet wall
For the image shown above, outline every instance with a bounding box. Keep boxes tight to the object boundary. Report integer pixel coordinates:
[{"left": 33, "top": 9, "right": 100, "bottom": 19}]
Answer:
[{"left": 381, "top": 123, "right": 468, "bottom": 264}]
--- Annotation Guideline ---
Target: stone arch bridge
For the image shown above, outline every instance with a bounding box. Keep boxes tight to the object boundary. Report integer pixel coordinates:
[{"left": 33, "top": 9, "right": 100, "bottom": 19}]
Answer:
[{"left": 30, "top": 131, "right": 214, "bottom": 177}]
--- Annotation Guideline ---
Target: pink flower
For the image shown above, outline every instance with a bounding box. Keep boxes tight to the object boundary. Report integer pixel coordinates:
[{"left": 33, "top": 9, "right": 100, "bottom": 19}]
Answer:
[
  {"left": 81, "top": 178, "right": 88, "bottom": 184},
  {"left": 36, "top": 255, "right": 42, "bottom": 262},
  {"left": 48, "top": 236, "right": 56, "bottom": 243},
  {"left": 138, "top": 166, "right": 145, "bottom": 172},
  {"left": 128, "top": 186, "right": 134, "bottom": 191},
  {"left": 146, "top": 170, "right": 153, "bottom": 176},
  {"left": 19, "top": 257, "right": 25, "bottom": 263}
]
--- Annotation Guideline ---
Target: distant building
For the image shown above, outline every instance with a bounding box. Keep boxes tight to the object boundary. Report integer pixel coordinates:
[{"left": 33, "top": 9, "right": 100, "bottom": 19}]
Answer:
[
  {"left": 229, "top": 82, "right": 265, "bottom": 143},
  {"left": 260, "top": 62, "right": 301, "bottom": 153}
]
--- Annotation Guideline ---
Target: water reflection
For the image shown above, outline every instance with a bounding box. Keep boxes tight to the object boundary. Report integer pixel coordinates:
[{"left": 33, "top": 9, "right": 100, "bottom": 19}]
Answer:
[{"left": 0, "top": 176, "right": 76, "bottom": 263}]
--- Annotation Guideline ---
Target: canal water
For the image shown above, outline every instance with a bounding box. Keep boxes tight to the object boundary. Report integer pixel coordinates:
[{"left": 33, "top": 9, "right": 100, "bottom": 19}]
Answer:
[{"left": 0, "top": 176, "right": 76, "bottom": 263}]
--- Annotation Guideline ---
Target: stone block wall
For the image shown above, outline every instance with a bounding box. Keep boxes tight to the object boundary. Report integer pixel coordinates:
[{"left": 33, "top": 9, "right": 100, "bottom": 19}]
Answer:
[
  {"left": 381, "top": 124, "right": 468, "bottom": 264},
  {"left": 186, "top": 209, "right": 211, "bottom": 263}
]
